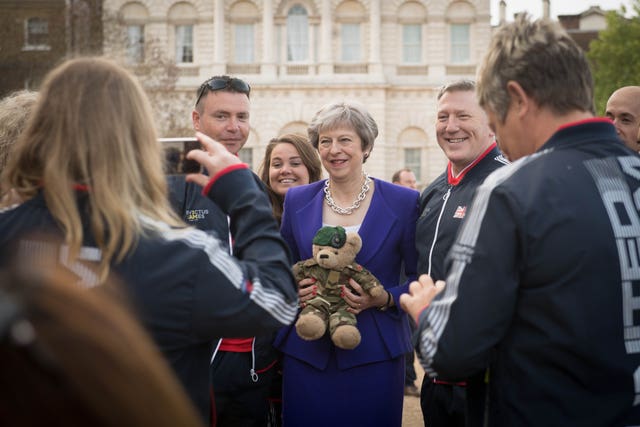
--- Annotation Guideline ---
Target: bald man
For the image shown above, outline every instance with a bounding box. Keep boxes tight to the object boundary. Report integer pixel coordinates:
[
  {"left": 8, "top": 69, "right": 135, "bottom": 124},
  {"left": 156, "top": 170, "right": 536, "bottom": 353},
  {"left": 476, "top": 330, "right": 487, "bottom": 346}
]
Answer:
[{"left": 605, "top": 86, "right": 640, "bottom": 151}]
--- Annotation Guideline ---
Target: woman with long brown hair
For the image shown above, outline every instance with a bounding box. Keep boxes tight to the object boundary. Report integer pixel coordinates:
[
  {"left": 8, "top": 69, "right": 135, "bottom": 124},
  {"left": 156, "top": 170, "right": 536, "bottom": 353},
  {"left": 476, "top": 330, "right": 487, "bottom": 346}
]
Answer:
[
  {"left": 259, "top": 133, "right": 322, "bottom": 224},
  {"left": 0, "top": 57, "right": 298, "bottom": 423},
  {"left": 0, "top": 258, "right": 203, "bottom": 427}
]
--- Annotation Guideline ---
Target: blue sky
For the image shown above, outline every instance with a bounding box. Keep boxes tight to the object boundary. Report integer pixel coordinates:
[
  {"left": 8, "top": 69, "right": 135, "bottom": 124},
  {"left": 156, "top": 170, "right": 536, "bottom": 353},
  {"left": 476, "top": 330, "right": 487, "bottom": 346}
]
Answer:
[{"left": 490, "top": 0, "right": 636, "bottom": 24}]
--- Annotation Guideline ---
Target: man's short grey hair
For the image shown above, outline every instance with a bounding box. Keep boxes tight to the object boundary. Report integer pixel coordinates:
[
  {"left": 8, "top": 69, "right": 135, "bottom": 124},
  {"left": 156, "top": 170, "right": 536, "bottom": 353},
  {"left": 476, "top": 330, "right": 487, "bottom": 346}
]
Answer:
[
  {"left": 437, "top": 80, "right": 476, "bottom": 100},
  {"left": 477, "top": 14, "right": 594, "bottom": 122}
]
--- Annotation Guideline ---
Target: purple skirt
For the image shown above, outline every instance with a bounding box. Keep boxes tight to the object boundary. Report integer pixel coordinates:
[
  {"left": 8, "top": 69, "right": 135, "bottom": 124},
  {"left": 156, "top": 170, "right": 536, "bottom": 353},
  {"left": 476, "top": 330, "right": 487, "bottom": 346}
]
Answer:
[{"left": 281, "top": 348, "right": 405, "bottom": 426}]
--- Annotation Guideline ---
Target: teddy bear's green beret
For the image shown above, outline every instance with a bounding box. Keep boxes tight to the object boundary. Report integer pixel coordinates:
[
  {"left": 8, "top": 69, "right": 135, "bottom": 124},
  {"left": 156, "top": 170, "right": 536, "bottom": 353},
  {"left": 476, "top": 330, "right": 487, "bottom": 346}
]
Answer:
[{"left": 312, "top": 226, "right": 346, "bottom": 248}]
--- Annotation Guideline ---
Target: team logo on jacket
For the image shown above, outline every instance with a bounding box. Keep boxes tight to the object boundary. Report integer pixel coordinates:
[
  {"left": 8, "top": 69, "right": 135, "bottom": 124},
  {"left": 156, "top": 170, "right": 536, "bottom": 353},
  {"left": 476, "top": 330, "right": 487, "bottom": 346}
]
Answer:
[
  {"left": 453, "top": 206, "right": 467, "bottom": 219},
  {"left": 186, "top": 209, "right": 209, "bottom": 222}
]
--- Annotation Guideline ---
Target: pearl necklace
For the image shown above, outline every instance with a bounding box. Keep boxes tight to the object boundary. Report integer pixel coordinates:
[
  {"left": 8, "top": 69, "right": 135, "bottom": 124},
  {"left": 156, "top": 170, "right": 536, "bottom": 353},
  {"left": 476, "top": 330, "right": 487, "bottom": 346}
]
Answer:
[{"left": 324, "top": 174, "right": 372, "bottom": 215}]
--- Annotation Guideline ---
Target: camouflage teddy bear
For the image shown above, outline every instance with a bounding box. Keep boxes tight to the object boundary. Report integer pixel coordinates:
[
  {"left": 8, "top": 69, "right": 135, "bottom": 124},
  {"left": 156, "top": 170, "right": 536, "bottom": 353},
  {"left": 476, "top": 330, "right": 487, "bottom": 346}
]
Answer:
[{"left": 292, "top": 225, "right": 383, "bottom": 350}]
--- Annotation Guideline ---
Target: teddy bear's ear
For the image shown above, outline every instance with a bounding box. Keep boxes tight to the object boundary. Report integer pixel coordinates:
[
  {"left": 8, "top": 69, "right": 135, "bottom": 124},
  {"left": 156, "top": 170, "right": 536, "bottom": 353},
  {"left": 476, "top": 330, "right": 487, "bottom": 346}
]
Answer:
[{"left": 345, "top": 232, "right": 362, "bottom": 254}]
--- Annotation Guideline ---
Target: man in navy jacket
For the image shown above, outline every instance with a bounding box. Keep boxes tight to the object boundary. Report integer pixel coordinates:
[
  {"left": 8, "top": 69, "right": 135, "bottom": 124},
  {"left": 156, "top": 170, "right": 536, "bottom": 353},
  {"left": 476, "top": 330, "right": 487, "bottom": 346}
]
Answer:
[
  {"left": 168, "top": 76, "right": 281, "bottom": 427},
  {"left": 415, "top": 79, "right": 506, "bottom": 427},
  {"left": 402, "top": 15, "right": 640, "bottom": 427}
]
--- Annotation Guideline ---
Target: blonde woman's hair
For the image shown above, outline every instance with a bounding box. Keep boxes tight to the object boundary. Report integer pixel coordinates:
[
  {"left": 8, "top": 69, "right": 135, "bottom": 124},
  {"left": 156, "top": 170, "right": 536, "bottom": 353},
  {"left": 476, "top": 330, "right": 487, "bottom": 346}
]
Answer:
[
  {"left": 0, "top": 90, "right": 38, "bottom": 171},
  {"left": 1, "top": 57, "right": 183, "bottom": 281}
]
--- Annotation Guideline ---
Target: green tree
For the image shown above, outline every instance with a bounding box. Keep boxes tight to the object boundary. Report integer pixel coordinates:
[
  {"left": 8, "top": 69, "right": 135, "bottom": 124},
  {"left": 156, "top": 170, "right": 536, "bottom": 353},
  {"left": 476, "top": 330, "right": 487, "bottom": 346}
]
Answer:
[{"left": 588, "top": 0, "right": 640, "bottom": 115}]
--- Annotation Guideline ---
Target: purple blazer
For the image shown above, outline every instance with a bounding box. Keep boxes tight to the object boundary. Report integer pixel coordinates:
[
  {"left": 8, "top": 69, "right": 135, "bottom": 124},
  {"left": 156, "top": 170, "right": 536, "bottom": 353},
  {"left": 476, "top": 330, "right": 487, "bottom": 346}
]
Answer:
[{"left": 274, "top": 178, "right": 419, "bottom": 370}]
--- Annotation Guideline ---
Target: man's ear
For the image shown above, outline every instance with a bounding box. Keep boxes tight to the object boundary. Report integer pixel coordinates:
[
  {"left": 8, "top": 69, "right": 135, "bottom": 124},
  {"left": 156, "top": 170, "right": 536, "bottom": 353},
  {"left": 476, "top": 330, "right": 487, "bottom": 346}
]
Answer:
[
  {"left": 192, "top": 109, "right": 201, "bottom": 131},
  {"left": 506, "top": 81, "right": 530, "bottom": 119}
]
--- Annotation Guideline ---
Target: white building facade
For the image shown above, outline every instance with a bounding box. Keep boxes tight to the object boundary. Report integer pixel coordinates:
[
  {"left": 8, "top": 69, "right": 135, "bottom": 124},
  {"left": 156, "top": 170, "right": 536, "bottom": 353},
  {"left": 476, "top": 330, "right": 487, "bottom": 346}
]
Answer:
[{"left": 103, "top": 0, "right": 491, "bottom": 186}]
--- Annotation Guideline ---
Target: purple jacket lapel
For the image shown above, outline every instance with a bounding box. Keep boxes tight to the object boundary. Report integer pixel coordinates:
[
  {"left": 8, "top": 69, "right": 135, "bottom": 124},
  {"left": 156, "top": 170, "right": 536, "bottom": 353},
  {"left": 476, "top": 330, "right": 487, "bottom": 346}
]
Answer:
[
  {"left": 292, "top": 179, "right": 398, "bottom": 266},
  {"left": 292, "top": 187, "right": 324, "bottom": 260},
  {"left": 356, "top": 180, "right": 398, "bottom": 267}
]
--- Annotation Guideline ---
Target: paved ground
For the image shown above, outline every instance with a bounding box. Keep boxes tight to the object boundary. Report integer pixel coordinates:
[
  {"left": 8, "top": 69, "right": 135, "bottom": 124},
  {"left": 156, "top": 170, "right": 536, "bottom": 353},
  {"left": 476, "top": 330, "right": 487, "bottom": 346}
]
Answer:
[{"left": 402, "top": 354, "right": 425, "bottom": 427}]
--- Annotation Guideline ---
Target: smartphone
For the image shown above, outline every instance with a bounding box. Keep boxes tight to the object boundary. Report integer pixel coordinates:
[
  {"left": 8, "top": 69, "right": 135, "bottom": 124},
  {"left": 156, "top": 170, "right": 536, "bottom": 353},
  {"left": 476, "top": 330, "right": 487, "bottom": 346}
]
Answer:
[{"left": 159, "top": 137, "right": 202, "bottom": 175}]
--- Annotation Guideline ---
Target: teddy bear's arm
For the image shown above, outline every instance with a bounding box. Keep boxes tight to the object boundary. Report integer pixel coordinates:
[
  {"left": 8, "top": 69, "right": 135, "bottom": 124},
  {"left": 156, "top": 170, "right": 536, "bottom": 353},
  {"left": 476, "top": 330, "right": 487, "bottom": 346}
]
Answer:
[
  {"left": 292, "top": 262, "right": 305, "bottom": 282},
  {"left": 292, "top": 262, "right": 327, "bottom": 288},
  {"left": 349, "top": 267, "right": 383, "bottom": 296}
]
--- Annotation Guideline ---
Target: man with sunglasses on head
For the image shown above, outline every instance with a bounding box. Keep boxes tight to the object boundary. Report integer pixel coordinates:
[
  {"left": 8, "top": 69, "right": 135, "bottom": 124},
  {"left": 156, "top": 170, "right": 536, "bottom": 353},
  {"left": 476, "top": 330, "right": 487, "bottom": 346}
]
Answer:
[
  {"left": 169, "top": 76, "right": 252, "bottom": 240},
  {"left": 193, "top": 76, "right": 251, "bottom": 157},
  {"left": 169, "top": 76, "right": 281, "bottom": 427}
]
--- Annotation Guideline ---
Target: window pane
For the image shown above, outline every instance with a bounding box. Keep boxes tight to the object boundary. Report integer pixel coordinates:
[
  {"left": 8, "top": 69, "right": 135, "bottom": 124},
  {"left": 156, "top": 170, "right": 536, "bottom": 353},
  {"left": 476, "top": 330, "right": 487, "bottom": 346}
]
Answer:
[
  {"left": 450, "top": 24, "right": 470, "bottom": 64},
  {"left": 341, "top": 23, "right": 360, "bottom": 62},
  {"left": 239, "top": 147, "right": 253, "bottom": 169},
  {"left": 27, "top": 18, "right": 48, "bottom": 46},
  {"left": 175, "top": 25, "right": 193, "bottom": 63},
  {"left": 126, "top": 25, "right": 144, "bottom": 64},
  {"left": 404, "top": 148, "right": 422, "bottom": 182},
  {"left": 402, "top": 24, "right": 421, "bottom": 63},
  {"left": 235, "top": 24, "right": 254, "bottom": 63},
  {"left": 287, "top": 5, "right": 308, "bottom": 61}
]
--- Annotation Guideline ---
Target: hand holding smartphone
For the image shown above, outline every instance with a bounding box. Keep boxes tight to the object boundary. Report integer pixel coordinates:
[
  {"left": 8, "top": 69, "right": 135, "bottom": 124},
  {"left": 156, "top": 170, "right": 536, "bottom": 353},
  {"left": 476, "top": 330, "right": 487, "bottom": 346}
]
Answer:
[
  {"left": 184, "top": 132, "right": 244, "bottom": 188},
  {"left": 159, "top": 137, "right": 202, "bottom": 175},
  {"left": 161, "top": 133, "right": 244, "bottom": 187}
]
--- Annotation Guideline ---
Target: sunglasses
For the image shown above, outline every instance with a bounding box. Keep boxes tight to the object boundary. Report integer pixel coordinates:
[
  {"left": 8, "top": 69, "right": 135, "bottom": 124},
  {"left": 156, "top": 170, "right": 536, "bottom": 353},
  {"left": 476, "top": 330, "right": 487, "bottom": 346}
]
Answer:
[{"left": 195, "top": 77, "right": 251, "bottom": 107}]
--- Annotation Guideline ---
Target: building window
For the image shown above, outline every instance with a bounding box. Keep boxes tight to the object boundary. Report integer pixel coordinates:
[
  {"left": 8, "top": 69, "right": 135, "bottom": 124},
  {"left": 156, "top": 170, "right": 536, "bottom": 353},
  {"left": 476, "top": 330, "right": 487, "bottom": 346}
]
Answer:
[
  {"left": 287, "top": 5, "right": 309, "bottom": 62},
  {"left": 175, "top": 25, "right": 193, "bottom": 63},
  {"left": 402, "top": 24, "right": 421, "bottom": 63},
  {"left": 235, "top": 24, "right": 255, "bottom": 63},
  {"left": 168, "top": 2, "right": 196, "bottom": 64},
  {"left": 120, "top": 2, "right": 149, "bottom": 61},
  {"left": 126, "top": 25, "right": 144, "bottom": 64},
  {"left": 341, "top": 23, "right": 360, "bottom": 62},
  {"left": 24, "top": 18, "right": 49, "bottom": 50},
  {"left": 229, "top": 1, "right": 259, "bottom": 67},
  {"left": 404, "top": 148, "right": 422, "bottom": 182},
  {"left": 239, "top": 147, "right": 253, "bottom": 169},
  {"left": 450, "top": 24, "right": 470, "bottom": 63}
]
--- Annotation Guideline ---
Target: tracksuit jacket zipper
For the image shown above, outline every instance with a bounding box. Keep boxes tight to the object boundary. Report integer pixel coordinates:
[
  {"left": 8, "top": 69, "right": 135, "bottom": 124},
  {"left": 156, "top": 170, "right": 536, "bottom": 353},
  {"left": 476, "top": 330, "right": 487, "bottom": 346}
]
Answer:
[{"left": 427, "top": 186, "right": 452, "bottom": 277}]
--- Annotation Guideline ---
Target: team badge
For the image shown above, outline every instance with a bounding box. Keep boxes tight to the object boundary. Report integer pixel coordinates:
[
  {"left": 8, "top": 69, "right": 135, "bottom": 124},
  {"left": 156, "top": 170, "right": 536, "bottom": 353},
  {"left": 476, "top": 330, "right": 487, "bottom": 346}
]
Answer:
[{"left": 453, "top": 206, "right": 467, "bottom": 219}]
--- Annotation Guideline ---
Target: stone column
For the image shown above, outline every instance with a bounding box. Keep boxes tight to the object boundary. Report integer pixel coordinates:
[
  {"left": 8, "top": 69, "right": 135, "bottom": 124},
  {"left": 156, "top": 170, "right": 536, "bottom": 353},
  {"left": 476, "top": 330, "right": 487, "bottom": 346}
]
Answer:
[
  {"left": 262, "top": 0, "right": 277, "bottom": 76},
  {"left": 213, "top": 0, "right": 225, "bottom": 74},
  {"left": 318, "top": 0, "right": 333, "bottom": 75},
  {"left": 369, "top": 0, "right": 382, "bottom": 74}
]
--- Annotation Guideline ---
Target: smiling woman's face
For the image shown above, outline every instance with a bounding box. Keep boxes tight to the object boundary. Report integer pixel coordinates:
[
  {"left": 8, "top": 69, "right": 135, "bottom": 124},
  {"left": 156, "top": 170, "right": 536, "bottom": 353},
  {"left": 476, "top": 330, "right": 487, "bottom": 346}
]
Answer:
[
  {"left": 317, "top": 125, "right": 366, "bottom": 183},
  {"left": 268, "top": 142, "right": 310, "bottom": 196}
]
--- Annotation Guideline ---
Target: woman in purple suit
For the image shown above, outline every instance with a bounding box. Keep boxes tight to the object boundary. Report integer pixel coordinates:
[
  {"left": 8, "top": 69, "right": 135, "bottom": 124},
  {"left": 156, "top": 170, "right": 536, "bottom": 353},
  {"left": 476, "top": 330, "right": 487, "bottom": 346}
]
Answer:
[{"left": 275, "top": 101, "right": 419, "bottom": 426}]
